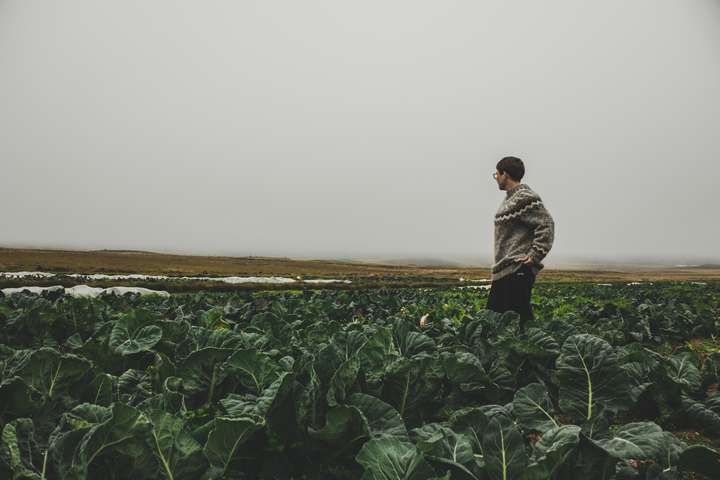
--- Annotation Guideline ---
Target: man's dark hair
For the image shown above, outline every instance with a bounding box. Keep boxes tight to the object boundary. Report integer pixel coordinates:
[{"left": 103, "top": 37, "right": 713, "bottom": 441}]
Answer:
[{"left": 496, "top": 156, "right": 525, "bottom": 181}]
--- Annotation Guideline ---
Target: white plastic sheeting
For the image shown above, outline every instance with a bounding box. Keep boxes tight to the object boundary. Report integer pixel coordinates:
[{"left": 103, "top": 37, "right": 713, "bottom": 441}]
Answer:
[
  {"left": 1, "top": 271, "right": 350, "bottom": 284},
  {"left": 64, "top": 285, "right": 106, "bottom": 298},
  {"left": 66, "top": 273, "right": 169, "bottom": 281},
  {"left": 193, "top": 276, "right": 297, "bottom": 284},
  {"left": 458, "top": 285, "right": 492, "bottom": 290},
  {"left": 303, "top": 279, "right": 352, "bottom": 284},
  {"left": 102, "top": 287, "right": 171, "bottom": 298},
  {"left": 1, "top": 286, "right": 64, "bottom": 296},
  {"left": 0, "top": 271, "right": 56, "bottom": 278},
  {"left": 2, "top": 285, "right": 170, "bottom": 298}
]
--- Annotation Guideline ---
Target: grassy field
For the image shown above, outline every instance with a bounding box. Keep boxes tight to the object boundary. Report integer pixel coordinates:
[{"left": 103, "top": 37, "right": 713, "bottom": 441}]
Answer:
[{"left": 1, "top": 247, "right": 720, "bottom": 288}]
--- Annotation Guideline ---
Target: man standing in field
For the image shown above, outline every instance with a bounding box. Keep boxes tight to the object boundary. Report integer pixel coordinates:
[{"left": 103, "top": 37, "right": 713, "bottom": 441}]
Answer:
[{"left": 487, "top": 156, "right": 555, "bottom": 329}]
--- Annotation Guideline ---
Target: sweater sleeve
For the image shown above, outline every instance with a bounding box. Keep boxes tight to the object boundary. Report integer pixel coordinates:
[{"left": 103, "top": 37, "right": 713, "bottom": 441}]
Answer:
[{"left": 522, "top": 200, "right": 555, "bottom": 263}]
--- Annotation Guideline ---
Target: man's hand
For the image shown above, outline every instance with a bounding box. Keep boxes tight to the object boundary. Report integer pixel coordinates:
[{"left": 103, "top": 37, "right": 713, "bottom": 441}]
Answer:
[{"left": 519, "top": 254, "right": 535, "bottom": 266}]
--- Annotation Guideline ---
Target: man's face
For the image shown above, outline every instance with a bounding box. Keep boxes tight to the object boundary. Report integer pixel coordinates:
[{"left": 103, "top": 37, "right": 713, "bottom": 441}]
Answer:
[{"left": 493, "top": 169, "right": 508, "bottom": 190}]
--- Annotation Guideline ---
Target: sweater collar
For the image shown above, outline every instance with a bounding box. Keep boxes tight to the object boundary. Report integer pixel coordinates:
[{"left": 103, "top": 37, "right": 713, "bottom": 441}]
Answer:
[{"left": 505, "top": 183, "right": 527, "bottom": 198}]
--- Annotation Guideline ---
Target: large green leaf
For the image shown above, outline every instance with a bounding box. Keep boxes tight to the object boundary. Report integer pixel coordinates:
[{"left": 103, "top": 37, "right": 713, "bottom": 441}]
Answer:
[
  {"left": 556, "top": 334, "right": 632, "bottom": 424},
  {"left": 666, "top": 353, "right": 702, "bottom": 394},
  {"left": 441, "top": 351, "right": 491, "bottom": 391},
  {"left": 109, "top": 309, "right": 163, "bottom": 356},
  {"left": 220, "top": 372, "right": 293, "bottom": 421},
  {"left": 568, "top": 435, "right": 618, "bottom": 480},
  {"left": 594, "top": 422, "right": 685, "bottom": 468},
  {"left": 0, "top": 348, "right": 92, "bottom": 422},
  {"left": 0, "top": 419, "right": 44, "bottom": 480},
  {"left": 117, "top": 368, "right": 153, "bottom": 404},
  {"left": 347, "top": 393, "right": 409, "bottom": 440},
  {"left": 411, "top": 424, "right": 479, "bottom": 480},
  {"left": 516, "top": 327, "right": 561, "bottom": 358},
  {"left": 680, "top": 394, "right": 720, "bottom": 435},
  {"left": 313, "top": 343, "right": 344, "bottom": 385},
  {"left": 5, "top": 347, "right": 92, "bottom": 401},
  {"left": 138, "top": 376, "right": 185, "bottom": 414},
  {"left": 203, "top": 417, "right": 262, "bottom": 478},
  {"left": 157, "top": 319, "right": 191, "bottom": 347},
  {"left": 81, "top": 373, "right": 115, "bottom": 406},
  {"left": 78, "top": 402, "right": 154, "bottom": 476},
  {"left": 393, "top": 319, "right": 436, "bottom": 358},
  {"left": 187, "top": 327, "right": 245, "bottom": 352},
  {"left": 355, "top": 436, "right": 438, "bottom": 480},
  {"left": 309, "top": 405, "right": 366, "bottom": 445},
  {"left": 71, "top": 322, "right": 117, "bottom": 373},
  {"left": 224, "top": 349, "right": 281, "bottom": 393},
  {"left": 357, "top": 326, "right": 398, "bottom": 374},
  {"left": 481, "top": 414, "right": 528, "bottom": 480},
  {"left": 448, "top": 408, "right": 489, "bottom": 455},
  {"left": 0, "top": 377, "right": 44, "bottom": 418},
  {"left": 529, "top": 430, "right": 618, "bottom": 480},
  {"left": 529, "top": 425, "right": 582, "bottom": 479},
  {"left": 381, "top": 356, "right": 444, "bottom": 422},
  {"left": 147, "top": 410, "right": 208, "bottom": 480},
  {"left": 327, "top": 357, "right": 360, "bottom": 406},
  {"left": 49, "top": 402, "right": 153, "bottom": 479},
  {"left": 296, "top": 361, "right": 322, "bottom": 430},
  {"left": 199, "top": 307, "right": 230, "bottom": 330},
  {"left": 707, "top": 391, "right": 720, "bottom": 414},
  {"left": 679, "top": 445, "right": 720, "bottom": 478},
  {"left": 620, "top": 361, "right": 654, "bottom": 403},
  {"left": 513, "top": 383, "right": 559, "bottom": 433},
  {"left": 175, "top": 347, "right": 233, "bottom": 403},
  {"left": 457, "top": 317, "right": 487, "bottom": 355},
  {"left": 700, "top": 352, "right": 720, "bottom": 388},
  {"left": 309, "top": 396, "right": 406, "bottom": 465}
]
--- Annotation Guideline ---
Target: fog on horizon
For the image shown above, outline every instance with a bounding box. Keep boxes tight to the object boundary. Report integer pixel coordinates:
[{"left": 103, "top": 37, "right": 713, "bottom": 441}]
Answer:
[{"left": 2, "top": 1, "right": 719, "bottom": 267}]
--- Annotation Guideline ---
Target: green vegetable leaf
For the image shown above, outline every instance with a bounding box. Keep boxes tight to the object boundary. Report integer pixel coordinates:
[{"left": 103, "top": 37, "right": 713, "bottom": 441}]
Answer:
[
  {"left": 513, "top": 383, "right": 559, "bottom": 434},
  {"left": 594, "top": 422, "right": 685, "bottom": 468},
  {"left": 203, "top": 417, "right": 262, "bottom": 478},
  {"left": 109, "top": 309, "right": 163, "bottom": 356},
  {"left": 147, "top": 410, "right": 208, "bottom": 480},
  {"left": 0, "top": 419, "right": 44, "bottom": 480},
  {"left": 679, "top": 445, "right": 720, "bottom": 478},
  {"left": 556, "top": 334, "right": 632, "bottom": 425},
  {"left": 355, "top": 436, "right": 438, "bottom": 480},
  {"left": 481, "top": 414, "right": 528, "bottom": 480}
]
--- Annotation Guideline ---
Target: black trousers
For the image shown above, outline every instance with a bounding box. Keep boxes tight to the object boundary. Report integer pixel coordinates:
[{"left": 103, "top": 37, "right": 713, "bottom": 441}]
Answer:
[{"left": 486, "top": 264, "right": 536, "bottom": 325}]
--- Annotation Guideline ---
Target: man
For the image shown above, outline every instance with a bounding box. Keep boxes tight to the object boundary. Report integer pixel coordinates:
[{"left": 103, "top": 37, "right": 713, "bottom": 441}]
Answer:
[{"left": 487, "top": 156, "right": 554, "bottom": 329}]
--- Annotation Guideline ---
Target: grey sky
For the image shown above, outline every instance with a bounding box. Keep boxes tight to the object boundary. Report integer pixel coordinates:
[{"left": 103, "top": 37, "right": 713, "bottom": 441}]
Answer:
[{"left": 2, "top": 1, "right": 719, "bottom": 265}]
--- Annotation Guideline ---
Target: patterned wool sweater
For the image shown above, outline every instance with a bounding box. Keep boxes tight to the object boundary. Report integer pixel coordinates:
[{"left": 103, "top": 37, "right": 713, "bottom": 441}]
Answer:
[{"left": 492, "top": 183, "right": 555, "bottom": 281}]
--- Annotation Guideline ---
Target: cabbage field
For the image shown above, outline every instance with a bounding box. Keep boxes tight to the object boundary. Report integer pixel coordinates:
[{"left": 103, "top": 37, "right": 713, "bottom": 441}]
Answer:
[{"left": 1, "top": 282, "right": 719, "bottom": 479}]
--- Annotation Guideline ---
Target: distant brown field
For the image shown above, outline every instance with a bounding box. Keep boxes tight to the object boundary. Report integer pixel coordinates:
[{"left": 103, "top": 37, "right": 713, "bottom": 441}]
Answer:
[{"left": 1, "top": 247, "right": 719, "bottom": 284}]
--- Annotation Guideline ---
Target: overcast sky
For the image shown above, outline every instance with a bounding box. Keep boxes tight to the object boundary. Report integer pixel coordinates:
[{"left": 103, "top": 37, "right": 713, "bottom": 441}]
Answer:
[{"left": 1, "top": 1, "right": 719, "bottom": 265}]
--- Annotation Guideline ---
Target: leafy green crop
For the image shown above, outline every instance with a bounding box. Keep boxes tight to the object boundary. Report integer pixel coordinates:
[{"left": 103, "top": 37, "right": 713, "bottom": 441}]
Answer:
[{"left": 0, "top": 281, "right": 718, "bottom": 478}]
